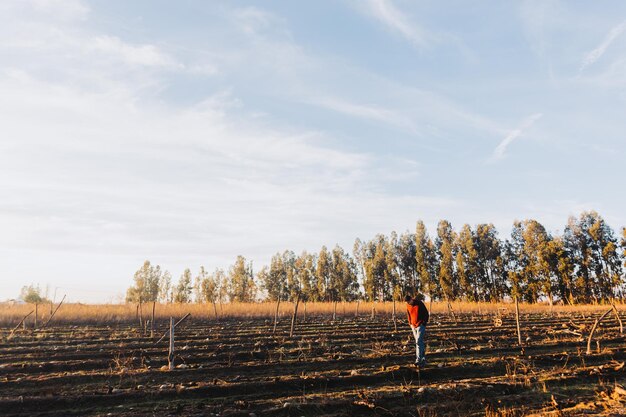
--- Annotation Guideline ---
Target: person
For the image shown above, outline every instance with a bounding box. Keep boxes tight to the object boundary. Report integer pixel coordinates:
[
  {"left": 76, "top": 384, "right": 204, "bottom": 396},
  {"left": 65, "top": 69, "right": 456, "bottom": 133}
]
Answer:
[{"left": 405, "top": 293, "right": 429, "bottom": 367}]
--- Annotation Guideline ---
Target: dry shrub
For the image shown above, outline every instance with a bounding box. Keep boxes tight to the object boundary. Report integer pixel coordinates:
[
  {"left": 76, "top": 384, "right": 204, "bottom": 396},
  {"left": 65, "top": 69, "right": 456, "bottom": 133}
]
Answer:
[{"left": 0, "top": 301, "right": 623, "bottom": 326}]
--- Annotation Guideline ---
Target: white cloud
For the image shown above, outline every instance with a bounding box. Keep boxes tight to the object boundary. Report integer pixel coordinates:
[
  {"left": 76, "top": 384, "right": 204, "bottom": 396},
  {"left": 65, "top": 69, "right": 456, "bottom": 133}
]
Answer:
[
  {"left": 311, "top": 96, "right": 419, "bottom": 133},
  {"left": 491, "top": 113, "right": 543, "bottom": 160},
  {"left": 359, "top": 0, "right": 429, "bottom": 47},
  {"left": 91, "top": 36, "right": 181, "bottom": 68},
  {"left": 580, "top": 20, "right": 626, "bottom": 72}
]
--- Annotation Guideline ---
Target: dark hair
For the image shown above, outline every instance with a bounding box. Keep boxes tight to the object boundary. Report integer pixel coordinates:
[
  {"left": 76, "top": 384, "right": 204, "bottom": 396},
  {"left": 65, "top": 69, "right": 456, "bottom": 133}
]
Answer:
[{"left": 404, "top": 295, "right": 412, "bottom": 302}]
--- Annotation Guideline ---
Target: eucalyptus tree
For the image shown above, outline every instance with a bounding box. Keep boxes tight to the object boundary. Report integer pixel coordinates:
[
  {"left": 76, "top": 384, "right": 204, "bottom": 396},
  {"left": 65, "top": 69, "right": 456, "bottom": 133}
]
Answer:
[
  {"left": 316, "top": 246, "right": 331, "bottom": 301},
  {"left": 416, "top": 220, "right": 439, "bottom": 300},
  {"left": 436, "top": 220, "right": 457, "bottom": 301},
  {"left": 455, "top": 224, "right": 479, "bottom": 301},
  {"left": 261, "top": 252, "right": 288, "bottom": 302},
  {"left": 159, "top": 270, "right": 172, "bottom": 303},
  {"left": 228, "top": 256, "right": 256, "bottom": 302},
  {"left": 475, "top": 224, "right": 506, "bottom": 301},
  {"left": 330, "top": 245, "right": 359, "bottom": 301},
  {"left": 199, "top": 268, "right": 219, "bottom": 317},
  {"left": 174, "top": 268, "right": 193, "bottom": 303},
  {"left": 397, "top": 231, "right": 418, "bottom": 294},
  {"left": 126, "top": 260, "right": 162, "bottom": 303},
  {"left": 294, "top": 251, "right": 317, "bottom": 302},
  {"left": 564, "top": 212, "right": 623, "bottom": 302}
]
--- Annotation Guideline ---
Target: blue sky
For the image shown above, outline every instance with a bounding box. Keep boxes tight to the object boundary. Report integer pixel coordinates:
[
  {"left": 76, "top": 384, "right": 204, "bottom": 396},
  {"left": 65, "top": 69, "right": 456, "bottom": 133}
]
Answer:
[{"left": 0, "top": 0, "right": 624, "bottom": 302}]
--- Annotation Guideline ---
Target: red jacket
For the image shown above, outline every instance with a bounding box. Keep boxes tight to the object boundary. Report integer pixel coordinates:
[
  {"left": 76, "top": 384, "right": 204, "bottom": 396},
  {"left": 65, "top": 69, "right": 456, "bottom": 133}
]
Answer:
[{"left": 406, "top": 299, "right": 429, "bottom": 327}]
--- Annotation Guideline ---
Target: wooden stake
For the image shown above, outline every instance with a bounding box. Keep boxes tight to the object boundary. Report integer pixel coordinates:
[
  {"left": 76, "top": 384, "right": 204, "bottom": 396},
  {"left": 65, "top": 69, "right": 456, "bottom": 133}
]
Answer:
[
  {"left": 586, "top": 308, "right": 613, "bottom": 355},
  {"left": 515, "top": 296, "right": 522, "bottom": 347},
  {"left": 303, "top": 301, "right": 307, "bottom": 321},
  {"left": 151, "top": 302, "right": 156, "bottom": 338},
  {"left": 611, "top": 304, "right": 623, "bottom": 334},
  {"left": 168, "top": 317, "right": 175, "bottom": 370},
  {"left": 155, "top": 313, "right": 191, "bottom": 344},
  {"left": 289, "top": 294, "right": 300, "bottom": 338},
  {"left": 355, "top": 300, "right": 360, "bottom": 318},
  {"left": 8, "top": 310, "right": 34, "bottom": 339},
  {"left": 332, "top": 301, "right": 337, "bottom": 321},
  {"left": 34, "top": 303, "right": 38, "bottom": 329},
  {"left": 41, "top": 295, "right": 65, "bottom": 329},
  {"left": 138, "top": 302, "right": 144, "bottom": 331},
  {"left": 272, "top": 297, "right": 281, "bottom": 335},
  {"left": 392, "top": 298, "right": 397, "bottom": 332}
]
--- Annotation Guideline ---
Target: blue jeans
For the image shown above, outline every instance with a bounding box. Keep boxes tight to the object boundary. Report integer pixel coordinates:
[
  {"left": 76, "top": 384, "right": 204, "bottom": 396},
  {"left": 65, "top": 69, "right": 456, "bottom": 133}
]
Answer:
[{"left": 411, "top": 324, "right": 426, "bottom": 364}]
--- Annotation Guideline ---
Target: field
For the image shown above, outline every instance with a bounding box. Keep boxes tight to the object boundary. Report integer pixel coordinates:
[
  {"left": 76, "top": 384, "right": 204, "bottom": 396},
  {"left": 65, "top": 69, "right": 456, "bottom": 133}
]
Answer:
[{"left": 1, "top": 302, "right": 626, "bottom": 416}]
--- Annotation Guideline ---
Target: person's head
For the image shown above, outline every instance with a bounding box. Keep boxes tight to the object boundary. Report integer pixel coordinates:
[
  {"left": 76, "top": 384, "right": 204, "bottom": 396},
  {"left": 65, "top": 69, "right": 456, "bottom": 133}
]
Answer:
[
  {"left": 404, "top": 295, "right": 412, "bottom": 303},
  {"left": 414, "top": 293, "right": 425, "bottom": 302}
]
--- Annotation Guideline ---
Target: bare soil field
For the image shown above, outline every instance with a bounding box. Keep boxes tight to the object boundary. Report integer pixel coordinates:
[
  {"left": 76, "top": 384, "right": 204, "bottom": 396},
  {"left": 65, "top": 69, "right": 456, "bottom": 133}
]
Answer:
[{"left": 1, "top": 306, "right": 626, "bottom": 416}]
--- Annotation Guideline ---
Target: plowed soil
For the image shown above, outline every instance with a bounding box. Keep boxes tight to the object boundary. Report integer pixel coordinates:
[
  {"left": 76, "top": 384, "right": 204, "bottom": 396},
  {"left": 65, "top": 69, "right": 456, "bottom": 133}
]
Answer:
[{"left": 1, "top": 311, "right": 626, "bottom": 416}]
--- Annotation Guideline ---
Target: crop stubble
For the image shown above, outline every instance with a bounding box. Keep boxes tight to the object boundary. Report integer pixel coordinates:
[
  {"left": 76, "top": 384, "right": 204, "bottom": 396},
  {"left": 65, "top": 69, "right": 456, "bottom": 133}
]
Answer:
[{"left": 1, "top": 309, "right": 626, "bottom": 416}]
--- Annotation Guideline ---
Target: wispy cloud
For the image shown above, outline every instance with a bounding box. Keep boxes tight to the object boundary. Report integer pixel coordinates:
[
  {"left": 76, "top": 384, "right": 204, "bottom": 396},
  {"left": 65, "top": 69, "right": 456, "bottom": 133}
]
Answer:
[
  {"left": 310, "top": 96, "right": 419, "bottom": 133},
  {"left": 491, "top": 113, "right": 543, "bottom": 160},
  {"left": 580, "top": 20, "right": 626, "bottom": 72},
  {"left": 359, "top": 0, "right": 429, "bottom": 47},
  {"left": 91, "top": 36, "right": 181, "bottom": 68}
]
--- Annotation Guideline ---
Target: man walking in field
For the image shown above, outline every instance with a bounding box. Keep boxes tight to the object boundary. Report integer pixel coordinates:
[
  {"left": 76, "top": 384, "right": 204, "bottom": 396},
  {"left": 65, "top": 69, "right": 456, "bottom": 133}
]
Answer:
[{"left": 405, "top": 294, "right": 429, "bottom": 367}]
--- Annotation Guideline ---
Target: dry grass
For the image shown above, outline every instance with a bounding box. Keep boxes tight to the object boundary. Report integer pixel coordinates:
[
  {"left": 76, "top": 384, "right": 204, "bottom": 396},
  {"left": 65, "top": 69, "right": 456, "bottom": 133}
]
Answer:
[{"left": 0, "top": 300, "right": 623, "bottom": 327}]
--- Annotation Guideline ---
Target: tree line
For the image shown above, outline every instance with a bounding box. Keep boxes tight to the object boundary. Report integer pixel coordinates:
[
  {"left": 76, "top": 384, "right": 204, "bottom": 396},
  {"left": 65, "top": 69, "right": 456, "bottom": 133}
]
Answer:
[{"left": 126, "top": 211, "right": 626, "bottom": 306}]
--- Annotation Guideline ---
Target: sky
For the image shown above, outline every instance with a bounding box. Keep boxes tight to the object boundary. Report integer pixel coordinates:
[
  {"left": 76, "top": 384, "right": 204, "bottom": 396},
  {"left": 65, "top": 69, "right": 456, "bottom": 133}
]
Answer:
[{"left": 1, "top": 0, "right": 625, "bottom": 303}]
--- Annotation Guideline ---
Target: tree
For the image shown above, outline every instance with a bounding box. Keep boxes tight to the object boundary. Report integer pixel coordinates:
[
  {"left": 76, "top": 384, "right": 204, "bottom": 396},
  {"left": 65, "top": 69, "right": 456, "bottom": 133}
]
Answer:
[
  {"left": 456, "top": 224, "right": 479, "bottom": 301},
  {"left": 199, "top": 268, "right": 219, "bottom": 317},
  {"left": 371, "top": 236, "right": 389, "bottom": 301},
  {"left": 228, "top": 256, "right": 256, "bottom": 302},
  {"left": 385, "top": 231, "right": 402, "bottom": 301},
  {"left": 261, "top": 252, "right": 288, "bottom": 302},
  {"left": 546, "top": 237, "right": 574, "bottom": 304},
  {"left": 316, "top": 246, "right": 331, "bottom": 301},
  {"left": 126, "top": 260, "right": 162, "bottom": 303},
  {"left": 194, "top": 266, "right": 208, "bottom": 303},
  {"left": 416, "top": 220, "right": 439, "bottom": 300},
  {"left": 436, "top": 220, "right": 457, "bottom": 301},
  {"left": 353, "top": 238, "right": 366, "bottom": 299},
  {"left": 295, "top": 251, "right": 317, "bottom": 302},
  {"left": 475, "top": 224, "right": 506, "bottom": 302},
  {"left": 564, "top": 212, "right": 623, "bottom": 302},
  {"left": 20, "top": 284, "right": 45, "bottom": 304},
  {"left": 330, "top": 245, "right": 359, "bottom": 301},
  {"left": 174, "top": 268, "right": 193, "bottom": 303},
  {"left": 397, "top": 231, "right": 418, "bottom": 294},
  {"left": 159, "top": 270, "right": 172, "bottom": 303}
]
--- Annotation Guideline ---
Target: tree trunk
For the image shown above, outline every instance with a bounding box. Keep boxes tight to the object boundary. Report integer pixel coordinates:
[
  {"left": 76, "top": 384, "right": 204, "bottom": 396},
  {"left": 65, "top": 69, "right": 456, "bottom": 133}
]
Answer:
[
  {"left": 392, "top": 298, "right": 397, "bottom": 332},
  {"left": 355, "top": 300, "right": 360, "bottom": 318},
  {"left": 212, "top": 301, "right": 218, "bottom": 319},
  {"left": 333, "top": 301, "right": 337, "bottom": 321},
  {"left": 34, "top": 303, "right": 38, "bottom": 329}
]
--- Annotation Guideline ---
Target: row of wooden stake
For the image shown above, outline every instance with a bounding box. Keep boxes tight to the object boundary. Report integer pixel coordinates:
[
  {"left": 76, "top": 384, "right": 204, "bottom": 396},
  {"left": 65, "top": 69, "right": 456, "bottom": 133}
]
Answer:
[{"left": 7, "top": 295, "right": 66, "bottom": 340}]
